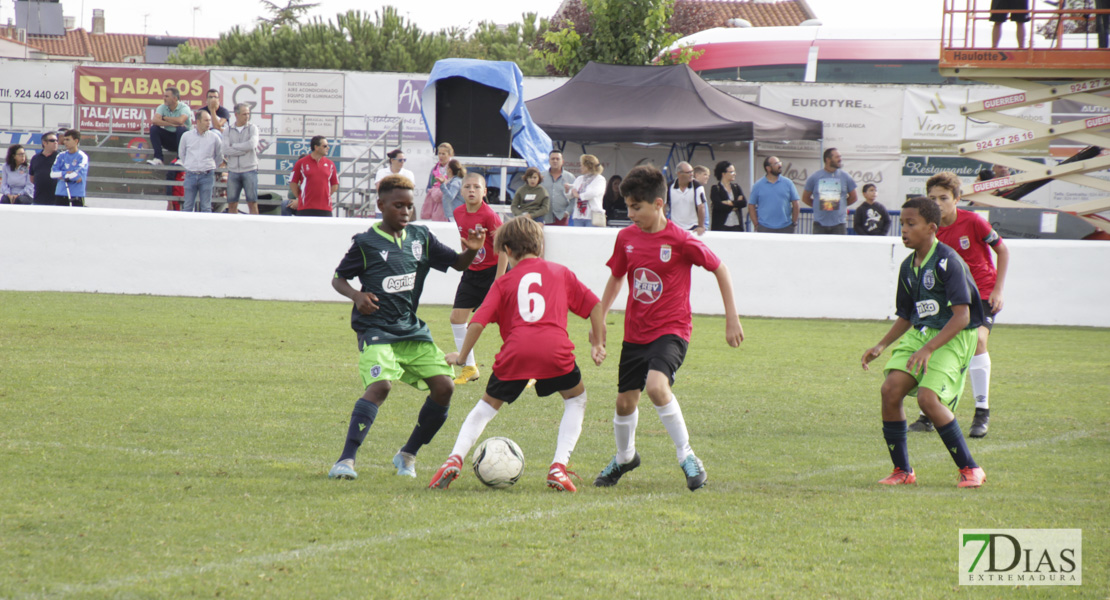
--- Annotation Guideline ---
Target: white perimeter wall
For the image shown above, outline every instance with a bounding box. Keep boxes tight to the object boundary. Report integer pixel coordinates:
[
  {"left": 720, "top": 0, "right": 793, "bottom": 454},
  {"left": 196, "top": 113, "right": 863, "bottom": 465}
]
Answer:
[{"left": 1, "top": 205, "right": 1107, "bottom": 328}]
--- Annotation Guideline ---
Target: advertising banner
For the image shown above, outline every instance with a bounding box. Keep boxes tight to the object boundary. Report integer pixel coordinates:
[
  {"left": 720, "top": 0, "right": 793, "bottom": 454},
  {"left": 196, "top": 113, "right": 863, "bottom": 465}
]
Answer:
[
  {"left": 74, "top": 66, "right": 209, "bottom": 132},
  {"left": 211, "top": 70, "right": 344, "bottom": 137},
  {"left": 0, "top": 60, "right": 74, "bottom": 129},
  {"left": 759, "top": 85, "right": 903, "bottom": 156},
  {"left": 901, "top": 87, "right": 969, "bottom": 154}
]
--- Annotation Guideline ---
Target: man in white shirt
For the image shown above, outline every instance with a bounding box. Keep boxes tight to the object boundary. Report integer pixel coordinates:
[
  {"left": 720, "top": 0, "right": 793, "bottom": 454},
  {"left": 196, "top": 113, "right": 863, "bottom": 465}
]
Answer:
[
  {"left": 667, "top": 161, "right": 706, "bottom": 235},
  {"left": 178, "top": 110, "right": 224, "bottom": 213}
]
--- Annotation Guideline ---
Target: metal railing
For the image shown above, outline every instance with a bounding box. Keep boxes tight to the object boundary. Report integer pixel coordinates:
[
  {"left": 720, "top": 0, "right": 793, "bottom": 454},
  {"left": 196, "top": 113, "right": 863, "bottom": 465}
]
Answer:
[
  {"left": 334, "top": 118, "right": 404, "bottom": 218},
  {"left": 943, "top": 0, "right": 1110, "bottom": 50}
]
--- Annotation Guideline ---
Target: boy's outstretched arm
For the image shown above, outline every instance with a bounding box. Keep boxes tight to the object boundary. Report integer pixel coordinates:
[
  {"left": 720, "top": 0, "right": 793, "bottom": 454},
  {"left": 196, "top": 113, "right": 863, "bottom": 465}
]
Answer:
[
  {"left": 905, "top": 304, "right": 969, "bottom": 376},
  {"left": 599, "top": 274, "right": 624, "bottom": 316},
  {"left": 712, "top": 264, "right": 744, "bottom": 347},
  {"left": 445, "top": 323, "right": 486, "bottom": 366},
  {"left": 587, "top": 302, "right": 607, "bottom": 365},
  {"left": 495, "top": 250, "right": 509, "bottom": 279},
  {"left": 861, "top": 317, "right": 911, "bottom": 370}
]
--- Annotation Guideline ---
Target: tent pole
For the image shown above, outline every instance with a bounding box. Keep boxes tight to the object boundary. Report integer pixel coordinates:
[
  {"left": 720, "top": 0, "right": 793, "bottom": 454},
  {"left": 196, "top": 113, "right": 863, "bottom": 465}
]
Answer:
[{"left": 749, "top": 140, "right": 755, "bottom": 232}]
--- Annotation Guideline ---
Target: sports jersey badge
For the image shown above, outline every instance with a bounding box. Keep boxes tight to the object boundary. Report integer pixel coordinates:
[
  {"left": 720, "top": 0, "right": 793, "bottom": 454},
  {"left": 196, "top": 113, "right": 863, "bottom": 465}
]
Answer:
[
  {"left": 660, "top": 245, "right": 672, "bottom": 263},
  {"left": 625, "top": 244, "right": 634, "bottom": 253},
  {"left": 370, "top": 365, "right": 382, "bottom": 378},
  {"left": 923, "top": 269, "right": 936, "bottom": 290},
  {"left": 632, "top": 268, "right": 663, "bottom": 304},
  {"left": 959, "top": 235, "right": 970, "bottom": 250},
  {"left": 411, "top": 240, "right": 423, "bottom": 261},
  {"left": 474, "top": 247, "right": 486, "bottom": 264},
  {"left": 379, "top": 250, "right": 389, "bottom": 261}
]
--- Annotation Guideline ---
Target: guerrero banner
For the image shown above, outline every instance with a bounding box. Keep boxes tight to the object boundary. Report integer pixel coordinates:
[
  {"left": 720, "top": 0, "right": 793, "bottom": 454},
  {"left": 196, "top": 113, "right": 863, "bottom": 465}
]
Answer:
[
  {"left": 0, "top": 59, "right": 74, "bottom": 129},
  {"left": 211, "top": 70, "right": 344, "bottom": 137},
  {"left": 758, "top": 85, "right": 903, "bottom": 156},
  {"left": 75, "top": 66, "right": 208, "bottom": 132}
]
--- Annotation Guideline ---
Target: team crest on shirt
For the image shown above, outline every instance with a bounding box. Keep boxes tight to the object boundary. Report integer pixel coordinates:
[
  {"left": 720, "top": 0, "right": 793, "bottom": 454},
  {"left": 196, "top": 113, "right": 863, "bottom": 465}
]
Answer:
[
  {"left": 473, "top": 247, "right": 486, "bottom": 264},
  {"left": 959, "top": 235, "right": 970, "bottom": 250},
  {"left": 923, "top": 269, "right": 936, "bottom": 290},
  {"left": 411, "top": 240, "right": 423, "bottom": 261},
  {"left": 660, "top": 245, "right": 672, "bottom": 263},
  {"left": 631, "top": 267, "right": 663, "bottom": 304}
]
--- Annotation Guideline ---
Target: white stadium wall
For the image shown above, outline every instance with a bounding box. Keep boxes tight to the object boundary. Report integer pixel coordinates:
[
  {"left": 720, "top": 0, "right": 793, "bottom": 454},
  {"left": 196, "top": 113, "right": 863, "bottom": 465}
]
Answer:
[{"left": 1, "top": 205, "right": 1107, "bottom": 328}]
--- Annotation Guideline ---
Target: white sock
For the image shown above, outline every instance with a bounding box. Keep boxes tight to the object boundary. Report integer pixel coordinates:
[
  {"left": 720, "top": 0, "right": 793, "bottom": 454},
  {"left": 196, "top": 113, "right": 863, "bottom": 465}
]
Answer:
[
  {"left": 970, "top": 353, "right": 991, "bottom": 409},
  {"left": 450, "top": 400, "right": 499, "bottom": 458},
  {"left": 613, "top": 409, "right": 638, "bottom": 464},
  {"left": 656, "top": 395, "right": 692, "bottom": 462},
  {"left": 552, "top": 393, "right": 587, "bottom": 465},
  {"left": 451, "top": 323, "right": 476, "bottom": 367}
]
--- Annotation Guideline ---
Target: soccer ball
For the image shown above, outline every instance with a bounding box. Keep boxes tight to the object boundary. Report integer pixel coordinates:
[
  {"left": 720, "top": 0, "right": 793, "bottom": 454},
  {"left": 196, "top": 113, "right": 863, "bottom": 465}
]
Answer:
[{"left": 471, "top": 437, "right": 525, "bottom": 488}]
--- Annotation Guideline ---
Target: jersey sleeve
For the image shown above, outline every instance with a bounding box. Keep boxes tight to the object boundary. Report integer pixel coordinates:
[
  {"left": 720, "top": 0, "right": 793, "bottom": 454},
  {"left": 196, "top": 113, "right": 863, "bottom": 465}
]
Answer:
[
  {"left": 290, "top": 159, "right": 304, "bottom": 184},
  {"left": 971, "top": 212, "right": 1002, "bottom": 247},
  {"left": 680, "top": 234, "right": 722, "bottom": 271},
  {"left": 328, "top": 161, "right": 339, "bottom": 185},
  {"left": 565, "top": 268, "right": 601, "bottom": 319},
  {"left": 470, "top": 278, "right": 503, "bottom": 327},
  {"left": 487, "top": 207, "right": 504, "bottom": 231},
  {"left": 606, "top": 230, "right": 629, "bottom": 278},
  {"left": 426, "top": 231, "right": 459, "bottom": 272},
  {"left": 895, "top": 262, "right": 913, "bottom": 321},
  {"left": 334, "top": 241, "right": 366, "bottom": 279},
  {"left": 939, "top": 251, "right": 973, "bottom": 307}
]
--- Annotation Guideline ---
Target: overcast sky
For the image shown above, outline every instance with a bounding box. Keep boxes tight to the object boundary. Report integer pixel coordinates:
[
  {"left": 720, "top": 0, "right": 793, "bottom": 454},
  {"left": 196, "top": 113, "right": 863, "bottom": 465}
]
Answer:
[{"left": 2, "top": 0, "right": 945, "bottom": 41}]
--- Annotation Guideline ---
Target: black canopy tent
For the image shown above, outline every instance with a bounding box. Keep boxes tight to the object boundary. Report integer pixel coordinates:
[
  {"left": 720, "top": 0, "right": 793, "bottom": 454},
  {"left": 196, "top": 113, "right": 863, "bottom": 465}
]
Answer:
[{"left": 526, "top": 61, "right": 823, "bottom": 146}]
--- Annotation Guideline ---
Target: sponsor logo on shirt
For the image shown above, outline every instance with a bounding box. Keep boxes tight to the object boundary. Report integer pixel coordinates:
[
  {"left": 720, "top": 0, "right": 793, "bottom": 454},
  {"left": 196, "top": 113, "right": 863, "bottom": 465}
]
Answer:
[
  {"left": 411, "top": 240, "right": 423, "bottom": 261},
  {"left": 916, "top": 299, "right": 940, "bottom": 317},
  {"left": 625, "top": 244, "right": 634, "bottom": 254},
  {"left": 632, "top": 268, "right": 663, "bottom": 304},
  {"left": 379, "top": 250, "right": 389, "bottom": 261},
  {"left": 960, "top": 236, "right": 971, "bottom": 250},
  {"left": 382, "top": 272, "right": 417, "bottom": 293},
  {"left": 923, "top": 269, "right": 936, "bottom": 290},
  {"left": 660, "top": 245, "right": 672, "bottom": 263}
]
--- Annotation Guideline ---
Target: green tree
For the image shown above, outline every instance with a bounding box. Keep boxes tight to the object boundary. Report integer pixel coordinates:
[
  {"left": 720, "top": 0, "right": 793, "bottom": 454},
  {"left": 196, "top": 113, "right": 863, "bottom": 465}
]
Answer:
[
  {"left": 538, "top": 0, "right": 703, "bottom": 76},
  {"left": 259, "top": 0, "right": 321, "bottom": 28}
]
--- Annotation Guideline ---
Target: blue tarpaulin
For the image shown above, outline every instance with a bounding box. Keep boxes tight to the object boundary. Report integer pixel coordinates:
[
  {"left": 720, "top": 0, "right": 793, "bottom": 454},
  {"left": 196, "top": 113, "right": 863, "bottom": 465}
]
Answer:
[{"left": 421, "top": 59, "right": 552, "bottom": 171}]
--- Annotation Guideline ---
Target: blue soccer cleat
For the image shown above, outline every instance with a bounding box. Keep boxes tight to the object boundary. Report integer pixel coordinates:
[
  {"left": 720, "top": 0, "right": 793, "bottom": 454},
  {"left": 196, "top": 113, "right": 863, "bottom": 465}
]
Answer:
[
  {"left": 328, "top": 459, "right": 357, "bottom": 480},
  {"left": 680, "top": 454, "right": 707, "bottom": 491},
  {"left": 393, "top": 451, "right": 416, "bottom": 477}
]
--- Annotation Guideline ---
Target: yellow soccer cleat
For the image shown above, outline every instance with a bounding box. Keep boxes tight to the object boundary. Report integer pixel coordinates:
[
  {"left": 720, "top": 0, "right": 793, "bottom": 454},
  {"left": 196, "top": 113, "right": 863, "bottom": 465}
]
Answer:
[{"left": 453, "top": 365, "right": 480, "bottom": 385}]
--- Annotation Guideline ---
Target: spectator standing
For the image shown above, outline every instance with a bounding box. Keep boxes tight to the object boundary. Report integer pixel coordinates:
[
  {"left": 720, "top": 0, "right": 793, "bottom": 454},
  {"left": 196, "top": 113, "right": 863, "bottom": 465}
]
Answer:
[
  {"left": 693, "top": 165, "right": 712, "bottom": 230},
  {"left": 199, "top": 89, "right": 230, "bottom": 133},
  {"left": 440, "top": 159, "right": 466, "bottom": 220},
  {"left": 510, "top": 166, "right": 550, "bottom": 220},
  {"left": 178, "top": 110, "right": 224, "bottom": 213},
  {"left": 49, "top": 129, "right": 89, "bottom": 207},
  {"left": 222, "top": 103, "right": 261, "bottom": 215},
  {"left": 290, "top": 135, "right": 338, "bottom": 217},
  {"left": 568, "top": 154, "right": 606, "bottom": 227},
  {"left": 147, "top": 87, "right": 192, "bottom": 166},
  {"left": 422, "top": 142, "right": 453, "bottom": 221},
  {"left": 802, "top": 148, "right": 858, "bottom": 235},
  {"left": 2, "top": 144, "right": 34, "bottom": 204},
  {"left": 709, "top": 161, "right": 746, "bottom": 232},
  {"left": 749, "top": 156, "right": 800, "bottom": 234},
  {"left": 373, "top": 148, "right": 416, "bottom": 190},
  {"left": 542, "top": 150, "right": 575, "bottom": 226},
  {"left": 602, "top": 174, "right": 626, "bottom": 223},
  {"left": 667, "top": 161, "right": 706, "bottom": 235},
  {"left": 990, "top": 0, "right": 1028, "bottom": 49},
  {"left": 29, "top": 132, "right": 59, "bottom": 205},
  {"left": 853, "top": 183, "right": 892, "bottom": 236}
]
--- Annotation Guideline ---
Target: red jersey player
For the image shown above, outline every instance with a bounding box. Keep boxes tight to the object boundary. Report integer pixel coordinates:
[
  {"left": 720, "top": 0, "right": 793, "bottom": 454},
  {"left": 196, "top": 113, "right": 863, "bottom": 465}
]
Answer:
[
  {"left": 429, "top": 216, "right": 606, "bottom": 492},
  {"left": 593, "top": 165, "right": 744, "bottom": 491},
  {"left": 911, "top": 172, "right": 1009, "bottom": 438},
  {"left": 449, "top": 173, "right": 508, "bottom": 385}
]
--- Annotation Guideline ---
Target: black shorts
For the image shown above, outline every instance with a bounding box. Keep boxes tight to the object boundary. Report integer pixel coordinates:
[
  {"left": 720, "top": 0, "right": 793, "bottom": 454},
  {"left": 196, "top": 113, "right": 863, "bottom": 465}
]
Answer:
[
  {"left": 617, "top": 334, "right": 689, "bottom": 393},
  {"left": 485, "top": 364, "right": 582, "bottom": 404},
  {"left": 981, "top": 299, "right": 996, "bottom": 331},
  {"left": 453, "top": 266, "right": 497, "bottom": 310},
  {"left": 990, "top": 0, "right": 1030, "bottom": 23}
]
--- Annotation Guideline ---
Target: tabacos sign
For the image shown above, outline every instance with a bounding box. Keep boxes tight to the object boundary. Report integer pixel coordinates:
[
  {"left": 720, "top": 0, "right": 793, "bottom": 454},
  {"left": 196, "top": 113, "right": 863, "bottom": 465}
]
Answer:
[
  {"left": 959, "top": 529, "right": 1081, "bottom": 586},
  {"left": 75, "top": 67, "right": 209, "bottom": 132}
]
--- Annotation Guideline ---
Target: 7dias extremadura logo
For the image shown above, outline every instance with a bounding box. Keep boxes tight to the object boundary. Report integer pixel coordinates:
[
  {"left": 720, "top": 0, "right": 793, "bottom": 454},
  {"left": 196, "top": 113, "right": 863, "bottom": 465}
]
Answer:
[{"left": 959, "top": 529, "right": 1081, "bottom": 586}]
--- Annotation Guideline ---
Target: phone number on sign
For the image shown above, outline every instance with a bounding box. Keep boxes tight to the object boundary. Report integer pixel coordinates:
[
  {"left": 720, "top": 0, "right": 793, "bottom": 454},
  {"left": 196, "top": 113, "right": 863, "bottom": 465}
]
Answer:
[{"left": 0, "top": 89, "right": 70, "bottom": 100}]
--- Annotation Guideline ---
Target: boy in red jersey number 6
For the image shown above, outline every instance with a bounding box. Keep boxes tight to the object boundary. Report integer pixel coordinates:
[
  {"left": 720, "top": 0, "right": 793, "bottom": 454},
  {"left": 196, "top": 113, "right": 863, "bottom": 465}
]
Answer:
[
  {"left": 429, "top": 216, "right": 607, "bottom": 491},
  {"left": 594, "top": 165, "right": 744, "bottom": 491}
]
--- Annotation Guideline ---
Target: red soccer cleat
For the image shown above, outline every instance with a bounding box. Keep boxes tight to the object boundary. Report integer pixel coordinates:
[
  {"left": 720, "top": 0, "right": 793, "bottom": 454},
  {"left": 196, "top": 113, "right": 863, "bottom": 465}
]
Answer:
[
  {"left": 547, "top": 463, "right": 578, "bottom": 492},
  {"left": 957, "top": 466, "right": 986, "bottom": 488},
  {"left": 878, "top": 467, "right": 917, "bottom": 485},
  {"left": 428, "top": 454, "right": 463, "bottom": 490}
]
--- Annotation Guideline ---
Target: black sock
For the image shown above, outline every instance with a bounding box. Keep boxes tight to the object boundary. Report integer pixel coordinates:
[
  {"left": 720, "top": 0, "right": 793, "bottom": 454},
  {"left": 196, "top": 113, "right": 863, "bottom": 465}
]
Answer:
[
  {"left": 937, "top": 419, "right": 978, "bottom": 470},
  {"left": 400, "top": 396, "right": 449, "bottom": 456},
  {"left": 338, "top": 399, "right": 378, "bottom": 462},
  {"left": 882, "top": 420, "right": 911, "bottom": 473}
]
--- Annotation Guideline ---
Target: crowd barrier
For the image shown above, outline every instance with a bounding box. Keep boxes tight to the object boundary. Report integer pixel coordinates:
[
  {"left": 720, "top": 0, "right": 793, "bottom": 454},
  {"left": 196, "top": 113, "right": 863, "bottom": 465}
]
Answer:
[{"left": 0, "top": 205, "right": 1106, "bottom": 327}]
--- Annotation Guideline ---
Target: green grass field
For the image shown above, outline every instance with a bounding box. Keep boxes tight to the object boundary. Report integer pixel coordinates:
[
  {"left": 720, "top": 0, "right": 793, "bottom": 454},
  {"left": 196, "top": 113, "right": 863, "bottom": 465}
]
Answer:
[{"left": 1, "top": 291, "right": 1106, "bottom": 599}]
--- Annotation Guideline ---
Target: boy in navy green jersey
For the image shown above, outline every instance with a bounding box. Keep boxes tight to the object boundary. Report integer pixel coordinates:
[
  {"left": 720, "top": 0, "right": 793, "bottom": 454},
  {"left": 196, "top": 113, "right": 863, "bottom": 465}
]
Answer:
[
  {"left": 861, "top": 197, "right": 986, "bottom": 488},
  {"left": 328, "top": 175, "right": 488, "bottom": 481}
]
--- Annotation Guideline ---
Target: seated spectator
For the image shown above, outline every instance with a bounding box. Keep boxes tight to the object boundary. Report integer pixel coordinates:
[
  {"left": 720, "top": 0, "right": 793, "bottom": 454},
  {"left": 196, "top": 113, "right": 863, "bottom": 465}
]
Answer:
[
  {"left": 602, "top": 174, "right": 626, "bottom": 222},
  {"left": 441, "top": 159, "right": 465, "bottom": 220},
  {"left": 511, "top": 166, "right": 550, "bottom": 220},
  {"left": 147, "top": 87, "right": 192, "bottom": 166},
  {"left": 29, "top": 132, "right": 59, "bottom": 205},
  {"left": 2, "top": 144, "right": 35, "bottom": 204},
  {"left": 709, "top": 161, "right": 746, "bottom": 232},
  {"left": 198, "top": 89, "right": 230, "bottom": 133},
  {"left": 852, "top": 183, "right": 891, "bottom": 236}
]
